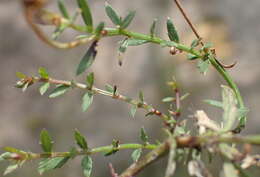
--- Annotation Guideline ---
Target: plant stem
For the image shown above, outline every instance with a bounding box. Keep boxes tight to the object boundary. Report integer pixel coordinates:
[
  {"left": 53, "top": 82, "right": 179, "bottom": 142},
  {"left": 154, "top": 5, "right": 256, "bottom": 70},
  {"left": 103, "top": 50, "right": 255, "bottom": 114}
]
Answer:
[
  {"left": 27, "top": 143, "right": 158, "bottom": 160},
  {"left": 35, "top": 77, "right": 170, "bottom": 122}
]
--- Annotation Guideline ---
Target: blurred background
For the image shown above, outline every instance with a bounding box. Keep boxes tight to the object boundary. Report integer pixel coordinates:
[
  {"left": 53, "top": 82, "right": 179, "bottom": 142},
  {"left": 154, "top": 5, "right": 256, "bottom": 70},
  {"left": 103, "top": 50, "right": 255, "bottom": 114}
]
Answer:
[{"left": 1, "top": 0, "right": 260, "bottom": 176}]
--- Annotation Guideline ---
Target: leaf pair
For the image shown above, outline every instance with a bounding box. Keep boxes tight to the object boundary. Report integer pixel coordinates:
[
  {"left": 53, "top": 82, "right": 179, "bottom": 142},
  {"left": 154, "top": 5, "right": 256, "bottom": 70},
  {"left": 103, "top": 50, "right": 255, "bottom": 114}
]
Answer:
[{"left": 105, "top": 2, "right": 135, "bottom": 29}]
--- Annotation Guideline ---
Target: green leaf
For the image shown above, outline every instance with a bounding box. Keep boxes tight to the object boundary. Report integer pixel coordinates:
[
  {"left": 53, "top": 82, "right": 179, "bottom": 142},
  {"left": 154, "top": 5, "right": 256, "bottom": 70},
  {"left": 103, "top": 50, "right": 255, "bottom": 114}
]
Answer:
[
  {"left": 76, "top": 0, "right": 93, "bottom": 32},
  {"left": 16, "top": 72, "right": 26, "bottom": 79},
  {"left": 121, "top": 11, "right": 136, "bottom": 29},
  {"left": 180, "top": 93, "right": 190, "bottom": 101},
  {"left": 39, "top": 83, "right": 50, "bottom": 95},
  {"left": 167, "top": 17, "right": 180, "bottom": 43},
  {"left": 82, "top": 92, "right": 93, "bottom": 112},
  {"left": 81, "top": 156, "right": 92, "bottom": 177},
  {"left": 187, "top": 54, "right": 199, "bottom": 60},
  {"left": 130, "top": 105, "right": 137, "bottom": 118},
  {"left": 139, "top": 91, "right": 144, "bottom": 103},
  {"left": 38, "top": 67, "right": 49, "bottom": 79},
  {"left": 86, "top": 72, "right": 94, "bottom": 89},
  {"left": 58, "top": 0, "right": 70, "bottom": 19},
  {"left": 4, "top": 164, "right": 19, "bottom": 175},
  {"left": 40, "top": 129, "right": 53, "bottom": 152},
  {"left": 140, "top": 127, "right": 148, "bottom": 144},
  {"left": 127, "top": 39, "right": 148, "bottom": 46},
  {"left": 22, "top": 81, "right": 29, "bottom": 92},
  {"left": 38, "top": 157, "right": 69, "bottom": 175},
  {"left": 49, "top": 85, "right": 70, "bottom": 98},
  {"left": 223, "top": 162, "right": 239, "bottom": 177},
  {"left": 0, "top": 152, "right": 11, "bottom": 162},
  {"left": 118, "top": 39, "right": 129, "bottom": 53},
  {"left": 203, "top": 42, "right": 213, "bottom": 49},
  {"left": 105, "top": 2, "right": 121, "bottom": 26},
  {"left": 95, "top": 22, "right": 105, "bottom": 34},
  {"left": 204, "top": 99, "right": 223, "bottom": 108},
  {"left": 190, "top": 39, "right": 200, "bottom": 48},
  {"left": 221, "top": 85, "right": 238, "bottom": 131},
  {"left": 162, "top": 97, "right": 175, "bottom": 102},
  {"left": 131, "top": 149, "right": 142, "bottom": 162},
  {"left": 150, "top": 18, "right": 157, "bottom": 37},
  {"left": 74, "top": 129, "right": 88, "bottom": 150},
  {"left": 197, "top": 59, "right": 210, "bottom": 74},
  {"left": 145, "top": 112, "right": 155, "bottom": 117},
  {"left": 105, "top": 84, "right": 114, "bottom": 93},
  {"left": 76, "top": 41, "right": 98, "bottom": 76}
]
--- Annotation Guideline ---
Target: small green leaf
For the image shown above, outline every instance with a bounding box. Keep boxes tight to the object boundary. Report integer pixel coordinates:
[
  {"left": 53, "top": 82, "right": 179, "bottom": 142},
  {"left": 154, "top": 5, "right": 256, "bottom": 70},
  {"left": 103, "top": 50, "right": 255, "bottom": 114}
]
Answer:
[
  {"left": 162, "top": 97, "right": 175, "bottom": 102},
  {"left": 82, "top": 92, "right": 93, "bottom": 112},
  {"left": 197, "top": 59, "right": 210, "bottom": 74},
  {"left": 121, "top": 11, "right": 136, "bottom": 29},
  {"left": 130, "top": 105, "right": 137, "bottom": 118},
  {"left": 127, "top": 39, "right": 148, "bottom": 46},
  {"left": 38, "top": 157, "right": 69, "bottom": 175},
  {"left": 223, "top": 162, "right": 239, "bottom": 177},
  {"left": 95, "top": 22, "right": 105, "bottom": 34},
  {"left": 77, "top": 0, "right": 93, "bottom": 32},
  {"left": 118, "top": 39, "right": 129, "bottom": 53},
  {"left": 3, "top": 147, "right": 21, "bottom": 153},
  {"left": 40, "top": 129, "right": 53, "bottom": 152},
  {"left": 16, "top": 72, "right": 26, "bottom": 79},
  {"left": 58, "top": 0, "right": 70, "bottom": 19},
  {"left": 81, "top": 156, "right": 92, "bottom": 177},
  {"left": 49, "top": 85, "right": 70, "bottom": 98},
  {"left": 105, "top": 2, "right": 121, "bottom": 26},
  {"left": 4, "top": 164, "right": 19, "bottom": 175},
  {"left": 74, "top": 129, "right": 88, "bottom": 150},
  {"left": 139, "top": 91, "right": 144, "bottom": 103},
  {"left": 145, "top": 112, "right": 155, "bottom": 117},
  {"left": 222, "top": 85, "right": 238, "bottom": 131},
  {"left": 140, "top": 127, "right": 148, "bottom": 144},
  {"left": 76, "top": 41, "right": 98, "bottom": 76},
  {"left": 203, "top": 42, "right": 213, "bottom": 49},
  {"left": 167, "top": 17, "right": 180, "bottom": 43},
  {"left": 39, "top": 83, "right": 50, "bottom": 95},
  {"left": 22, "top": 82, "right": 29, "bottom": 92},
  {"left": 131, "top": 149, "right": 142, "bottom": 162},
  {"left": 180, "top": 93, "right": 190, "bottom": 101},
  {"left": 86, "top": 72, "right": 94, "bottom": 89},
  {"left": 190, "top": 39, "right": 200, "bottom": 48},
  {"left": 204, "top": 99, "right": 223, "bottom": 108},
  {"left": 150, "top": 18, "right": 157, "bottom": 37},
  {"left": 105, "top": 84, "right": 114, "bottom": 93},
  {"left": 187, "top": 54, "right": 199, "bottom": 60},
  {"left": 0, "top": 152, "right": 11, "bottom": 162},
  {"left": 38, "top": 67, "right": 49, "bottom": 79}
]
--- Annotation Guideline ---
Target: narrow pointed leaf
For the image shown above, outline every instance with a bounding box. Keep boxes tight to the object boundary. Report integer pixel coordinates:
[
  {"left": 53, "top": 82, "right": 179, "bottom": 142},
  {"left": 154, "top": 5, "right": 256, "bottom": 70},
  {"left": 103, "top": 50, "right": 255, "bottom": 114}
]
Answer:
[
  {"left": 197, "top": 59, "right": 210, "bottom": 74},
  {"left": 16, "top": 72, "right": 26, "bottom": 79},
  {"left": 167, "top": 17, "right": 180, "bottom": 43},
  {"left": 77, "top": 0, "right": 93, "bottom": 32},
  {"left": 74, "top": 130, "right": 88, "bottom": 150},
  {"left": 105, "top": 2, "right": 121, "bottom": 25},
  {"left": 127, "top": 39, "right": 148, "bottom": 46},
  {"left": 150, "top": 18, "right": 157, "bottom": 37},
  {"left": 191, "top": 39, "right": 200, "bottom": 48},
  {"left": 162, "top": 97, "right": 175, "bottom": 102},
  {"left": 4, "top": 164, "right": 19, "bottom": 175},
  {"left": 58, "top": 0, "right": 70, "bottom": 19},
  {"left": 130, "top": 105, "right": 137, "bottom": 118},
  {"left": 121, "top": 11, "right": 136, "bottom": 29},
  {"left": 105, "top": 84, "right": 114, "bottom": 93},
  {"left": 81, "top": 156, "right": 92, "bottom": 177},
  {"left": 38, "top": 157, "right": 69, "bottom": 175},
  {"left": 140, "top": 127, "right": 148, "bottom": 144},
  {"left": 86, "top": 72, "right": 94, "bottom": 89},
  {"left": 187, "top": 54, "right": 199, "bottom": 60},
  {"left": 39, "top": 83, "right": 50, "bottom": 95},
  {"left": 139, "top": 91, "right": 144, "bottom": 103},
  {"left": 131, "top": 149, "right": 142, "bottom": 162},
  {"left": 40, "top": 129, "right": 53, "bottom": 152},
  {"left": 76, "top": 41, "right": 98, "bottom": 76},
  {"left": 49, "top": 85, "right": 70, "bottom": 98},
  {"left": 82, "top": 92, "right": 93, "bottom": 112},
  {"left": 204, "top": 99, "right": 223, "bottom": 108}
]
